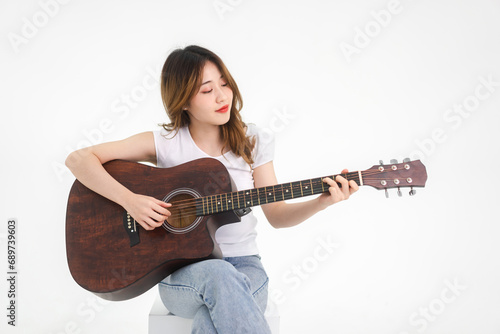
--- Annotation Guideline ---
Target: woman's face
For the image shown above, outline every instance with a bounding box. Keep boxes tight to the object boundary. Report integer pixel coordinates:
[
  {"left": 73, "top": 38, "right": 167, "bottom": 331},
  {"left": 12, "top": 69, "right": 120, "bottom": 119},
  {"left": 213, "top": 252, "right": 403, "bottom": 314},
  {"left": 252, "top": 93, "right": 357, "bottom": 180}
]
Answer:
[{"left": 185, "top": 61, "right": 233, "bottom": 128}]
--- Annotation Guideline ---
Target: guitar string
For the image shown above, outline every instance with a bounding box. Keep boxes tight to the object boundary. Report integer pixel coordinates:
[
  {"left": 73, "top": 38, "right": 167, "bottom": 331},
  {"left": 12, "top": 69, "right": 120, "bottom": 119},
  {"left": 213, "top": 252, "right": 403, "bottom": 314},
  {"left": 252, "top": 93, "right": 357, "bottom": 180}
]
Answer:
[
  {"left": 135, "top": 167, "right": 422, "bottom": 223},
  {"left": 156, "top": 171, "right": 415, "bottom": 210},
  {"left": 159, "top": 169, "right": 406, "bottom": 208},
  {"left": 161, "top": 175, "right": 416, "bottom": 212},
  {"left": 153, "top": 176, "right": 418, "bottom": 223},
  {"left": 160, "top": 177, "right": 415, "bottom": 220}
]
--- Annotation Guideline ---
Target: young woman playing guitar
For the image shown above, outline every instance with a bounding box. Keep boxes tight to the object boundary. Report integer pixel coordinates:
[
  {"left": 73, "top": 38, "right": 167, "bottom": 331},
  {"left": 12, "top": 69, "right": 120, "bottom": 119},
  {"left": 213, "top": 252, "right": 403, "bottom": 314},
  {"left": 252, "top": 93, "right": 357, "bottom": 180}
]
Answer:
[{"left": 65, "top": 45, "right": 359, "bottom": 333}]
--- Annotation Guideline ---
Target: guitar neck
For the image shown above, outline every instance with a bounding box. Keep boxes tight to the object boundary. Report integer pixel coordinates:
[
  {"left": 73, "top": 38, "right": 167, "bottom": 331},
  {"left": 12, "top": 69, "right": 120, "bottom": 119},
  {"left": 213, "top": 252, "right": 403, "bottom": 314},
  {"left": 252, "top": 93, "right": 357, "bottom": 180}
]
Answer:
[{"left": 195, "top": 171, "right": 363, "bottom": 216}]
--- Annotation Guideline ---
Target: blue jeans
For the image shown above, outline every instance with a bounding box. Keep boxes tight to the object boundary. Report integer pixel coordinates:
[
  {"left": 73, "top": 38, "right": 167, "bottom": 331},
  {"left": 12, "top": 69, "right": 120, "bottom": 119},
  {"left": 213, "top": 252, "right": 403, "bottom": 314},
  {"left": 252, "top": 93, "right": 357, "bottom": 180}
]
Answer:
[{"left": 158, "top": 255, "right": 271, "bottom": 334}]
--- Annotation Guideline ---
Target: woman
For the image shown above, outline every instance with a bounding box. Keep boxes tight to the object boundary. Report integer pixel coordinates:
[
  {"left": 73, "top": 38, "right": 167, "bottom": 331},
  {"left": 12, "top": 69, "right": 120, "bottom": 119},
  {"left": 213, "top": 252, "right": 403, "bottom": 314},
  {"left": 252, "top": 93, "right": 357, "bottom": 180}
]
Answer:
[{"left": 65, "top": 45, "right": 359, "bottom": 333}]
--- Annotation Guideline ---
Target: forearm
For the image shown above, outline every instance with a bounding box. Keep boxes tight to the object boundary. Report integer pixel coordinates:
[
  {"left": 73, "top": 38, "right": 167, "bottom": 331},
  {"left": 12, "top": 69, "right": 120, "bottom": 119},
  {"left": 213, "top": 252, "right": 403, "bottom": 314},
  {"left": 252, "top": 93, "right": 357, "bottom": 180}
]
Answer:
[
  {"left": 65, "top": 149, "right": 133, "bottom": 207},
  {"left": 263, "top": 197, "right": 325, "bottom": 229}
]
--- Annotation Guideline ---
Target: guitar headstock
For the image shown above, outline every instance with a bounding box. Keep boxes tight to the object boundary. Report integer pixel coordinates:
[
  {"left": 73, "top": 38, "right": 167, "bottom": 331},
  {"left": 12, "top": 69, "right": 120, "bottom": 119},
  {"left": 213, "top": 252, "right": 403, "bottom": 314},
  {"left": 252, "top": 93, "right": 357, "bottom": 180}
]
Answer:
[{"left": 362, "top": 159, "right": 427, "bottom": 197}]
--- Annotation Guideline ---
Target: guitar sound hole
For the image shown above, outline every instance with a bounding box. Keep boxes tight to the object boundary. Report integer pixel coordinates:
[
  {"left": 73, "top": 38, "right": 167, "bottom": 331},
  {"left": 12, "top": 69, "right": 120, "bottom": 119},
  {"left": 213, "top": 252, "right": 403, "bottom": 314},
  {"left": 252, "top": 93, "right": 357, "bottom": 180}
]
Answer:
[
  {"left": 166, "top": 194, "right": 196, "bottom": 228},
  {"left": 162, "top": 190, "right": 202, "bottom": 234}
]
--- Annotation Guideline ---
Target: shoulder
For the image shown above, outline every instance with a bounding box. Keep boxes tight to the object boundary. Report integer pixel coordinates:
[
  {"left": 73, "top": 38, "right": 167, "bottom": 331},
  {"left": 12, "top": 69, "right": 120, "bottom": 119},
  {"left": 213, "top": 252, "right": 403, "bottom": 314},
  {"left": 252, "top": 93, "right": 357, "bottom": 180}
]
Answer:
[
  {"left": 245, "top": 123, "right": 273, "bottom": 145},
  {"left": 245, "top": 123, "right": 275, "bottom": 169},
  {"left": 154, "top": 126, "right": 189, "bottom": 144}
]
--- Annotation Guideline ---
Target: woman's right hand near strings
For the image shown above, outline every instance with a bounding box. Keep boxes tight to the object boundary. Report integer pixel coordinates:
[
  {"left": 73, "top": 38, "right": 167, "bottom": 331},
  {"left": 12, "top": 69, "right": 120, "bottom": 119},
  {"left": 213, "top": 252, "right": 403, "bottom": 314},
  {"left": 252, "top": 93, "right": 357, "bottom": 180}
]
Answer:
[{"left": 122, "top": 193, "right": 172, "bottom": 230}]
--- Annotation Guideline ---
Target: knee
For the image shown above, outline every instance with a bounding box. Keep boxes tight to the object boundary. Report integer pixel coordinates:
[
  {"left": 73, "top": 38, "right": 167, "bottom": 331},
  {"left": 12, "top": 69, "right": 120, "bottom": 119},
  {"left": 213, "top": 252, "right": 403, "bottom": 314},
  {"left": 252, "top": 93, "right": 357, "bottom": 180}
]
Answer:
[
  {"left": 193, "top": 260, "right": 252, "bottom": 299},
  {"left": 199, "top": 260, "right": 250, "bottom": 287}
]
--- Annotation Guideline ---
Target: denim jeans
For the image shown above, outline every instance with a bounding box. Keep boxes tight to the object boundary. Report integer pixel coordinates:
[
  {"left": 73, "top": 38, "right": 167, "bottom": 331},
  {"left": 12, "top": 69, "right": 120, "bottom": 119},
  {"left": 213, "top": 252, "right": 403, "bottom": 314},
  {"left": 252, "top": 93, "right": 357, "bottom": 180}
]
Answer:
[{"left": 158, "top": 255, "right": 271, "bottom": 334}]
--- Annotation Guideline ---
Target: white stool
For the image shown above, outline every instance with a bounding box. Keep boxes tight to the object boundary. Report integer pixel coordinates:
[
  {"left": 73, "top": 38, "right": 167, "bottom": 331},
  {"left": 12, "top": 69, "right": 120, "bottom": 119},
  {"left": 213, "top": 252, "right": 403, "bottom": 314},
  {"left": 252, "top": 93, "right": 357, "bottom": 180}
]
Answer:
[{"left": 149, "top": 294, "right": 280, "bottom": 333}]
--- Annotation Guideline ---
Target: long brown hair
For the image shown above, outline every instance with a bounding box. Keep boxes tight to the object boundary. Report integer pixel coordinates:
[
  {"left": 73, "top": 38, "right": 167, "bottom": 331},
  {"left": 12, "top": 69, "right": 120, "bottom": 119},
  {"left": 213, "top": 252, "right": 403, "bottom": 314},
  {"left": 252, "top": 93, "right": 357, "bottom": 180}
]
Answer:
[{"left": 160, "top": 45, "right": 255, "bottom": 165}]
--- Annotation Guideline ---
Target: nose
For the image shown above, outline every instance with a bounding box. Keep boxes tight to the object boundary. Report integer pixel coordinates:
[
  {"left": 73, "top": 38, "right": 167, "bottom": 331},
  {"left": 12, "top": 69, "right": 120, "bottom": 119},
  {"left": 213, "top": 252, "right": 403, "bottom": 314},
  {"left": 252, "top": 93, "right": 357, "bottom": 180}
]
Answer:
[{"left": 215, "top": 85, "right": 229, "bottom": 103}]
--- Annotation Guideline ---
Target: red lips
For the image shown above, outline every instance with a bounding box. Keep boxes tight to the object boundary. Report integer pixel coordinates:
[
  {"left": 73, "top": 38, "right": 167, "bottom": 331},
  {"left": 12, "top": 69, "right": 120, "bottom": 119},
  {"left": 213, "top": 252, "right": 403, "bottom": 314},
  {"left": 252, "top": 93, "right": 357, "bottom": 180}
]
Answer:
[{"left": 216, "top": 105, "right": 229, "bottom": 113}]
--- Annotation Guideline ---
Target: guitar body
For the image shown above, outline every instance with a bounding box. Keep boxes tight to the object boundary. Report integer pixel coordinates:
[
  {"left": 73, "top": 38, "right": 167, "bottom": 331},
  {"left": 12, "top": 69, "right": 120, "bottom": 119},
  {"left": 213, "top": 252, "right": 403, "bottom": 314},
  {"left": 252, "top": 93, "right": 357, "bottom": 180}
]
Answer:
[{"left": 65, "top": 158, "right": 240, "bottom": 301}]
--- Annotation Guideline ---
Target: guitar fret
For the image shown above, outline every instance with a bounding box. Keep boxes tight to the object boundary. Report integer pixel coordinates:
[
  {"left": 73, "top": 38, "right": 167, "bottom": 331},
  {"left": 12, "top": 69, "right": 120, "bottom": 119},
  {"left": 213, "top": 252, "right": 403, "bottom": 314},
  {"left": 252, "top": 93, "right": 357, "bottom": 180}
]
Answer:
[
  {"left": 239, "top": 190, "right": 244, "bottom": 208},
  {"left": 312, "top": 178, "right": 325, "bottom": 194},
  {"left": 245, "top": 190, "right": 251, "bottom": 207},
  {"left": 216, "top": 194, "right": 221, "bottom": 213},
  {"left": 302, "top": 179, "right": 313, "bottom": 196},
  {"left": 266, "top": 186, "right": 273, "bottom": 203},
  {"left": 274, "top": 184, "right": 284, "bottom": 202},
  {"left": 250, "top": 189, "right": 255, "bottom": 206},
  {"left": 257, "top": 187, "right": 265, "bottom": 204},
  {"left": 229, "top": 192, "right": 234, "bottom": 210},
  {"left": 289, "top": 181, "right": 297, "bottom": 198},
  {"left": 283, "top": 183, "right": 292, "bottom": 199}
]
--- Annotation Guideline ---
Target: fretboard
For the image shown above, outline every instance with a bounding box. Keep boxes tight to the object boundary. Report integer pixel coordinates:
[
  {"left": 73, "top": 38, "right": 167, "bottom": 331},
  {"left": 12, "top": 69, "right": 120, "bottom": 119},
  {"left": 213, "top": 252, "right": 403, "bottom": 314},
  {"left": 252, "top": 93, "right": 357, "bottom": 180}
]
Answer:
[{"left": 194, "top": 171, "right": 363, "bottom": 216}]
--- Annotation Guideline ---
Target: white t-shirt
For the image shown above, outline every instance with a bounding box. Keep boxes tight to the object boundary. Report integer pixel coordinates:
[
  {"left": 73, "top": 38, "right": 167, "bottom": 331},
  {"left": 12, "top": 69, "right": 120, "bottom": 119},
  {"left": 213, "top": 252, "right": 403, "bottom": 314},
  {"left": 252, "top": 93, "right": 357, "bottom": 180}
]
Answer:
[{"left": 153, "top": 124, "right": 274, "bottom": 257}]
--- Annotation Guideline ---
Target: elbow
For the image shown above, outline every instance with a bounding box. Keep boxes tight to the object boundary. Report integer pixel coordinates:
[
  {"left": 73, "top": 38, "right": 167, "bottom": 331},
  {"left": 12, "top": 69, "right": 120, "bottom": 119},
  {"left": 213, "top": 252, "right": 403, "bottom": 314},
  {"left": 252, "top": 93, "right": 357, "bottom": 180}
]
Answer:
[
  {"left": 265, "top": 212, "right": 287, "bottom": 229},
  {"left": 262, "top": 202, "right": 287, "bottom": 229},
  {"left": 65, "top": 151, "right": 78, "bottom": 170},
  {"left": 268, "top": 220, "right": 285, "bottom": 229},
  {"left": 65, "top": 149, "right": 89, "bottom": 170}
]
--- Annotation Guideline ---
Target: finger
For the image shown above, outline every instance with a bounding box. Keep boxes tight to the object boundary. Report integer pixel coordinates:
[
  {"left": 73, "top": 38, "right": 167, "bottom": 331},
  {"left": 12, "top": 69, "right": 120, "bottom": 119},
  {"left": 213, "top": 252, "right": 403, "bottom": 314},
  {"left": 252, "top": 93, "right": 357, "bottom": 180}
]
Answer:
[
  {"left": 153, "top": 199, "right": 172, "bottom": 210},
  {"left": 145, "top": 216, "right": 163, "bottom": 229},
  {"left": 137, "top": 219, "right": 154, "bottom": 231},
  {"left": 335, "top": 175, "right": 350, "bottom": 197},
  {"left": 151, "top": 210, "right": 167, "bottom": 223},
  {"left": 323, "top": 178, "right": 342, "bottom": 202},
  {"left": 323, "top": 177, "right": 340, "bottom": 190},
  {"left": 156, "top": 200, "right": 172, "bottom": 208},
  {"left": 152, "top": 204, "right": 171, "bottom": 218},
  {"left": 349, "top": 180, "right": 359, "bottom": 193}
]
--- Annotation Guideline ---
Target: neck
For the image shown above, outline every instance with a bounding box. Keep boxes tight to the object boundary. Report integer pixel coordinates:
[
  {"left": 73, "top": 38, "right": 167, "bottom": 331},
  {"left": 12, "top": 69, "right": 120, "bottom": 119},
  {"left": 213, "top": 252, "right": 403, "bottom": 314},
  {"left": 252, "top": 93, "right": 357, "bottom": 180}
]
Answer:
[
  {"left": 194, "top": 171, "right": 363, "bottom": 216},
  {"left": 188, "top": 123, "right": 225, "bottom": 156}
]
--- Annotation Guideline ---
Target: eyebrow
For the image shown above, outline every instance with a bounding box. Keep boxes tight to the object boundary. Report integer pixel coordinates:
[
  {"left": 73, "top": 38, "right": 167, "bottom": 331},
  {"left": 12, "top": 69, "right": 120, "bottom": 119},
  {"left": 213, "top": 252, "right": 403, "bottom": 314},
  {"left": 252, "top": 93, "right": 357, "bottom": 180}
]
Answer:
[{"left": 201, "top": 75, "right": 224, "bottom": 86}]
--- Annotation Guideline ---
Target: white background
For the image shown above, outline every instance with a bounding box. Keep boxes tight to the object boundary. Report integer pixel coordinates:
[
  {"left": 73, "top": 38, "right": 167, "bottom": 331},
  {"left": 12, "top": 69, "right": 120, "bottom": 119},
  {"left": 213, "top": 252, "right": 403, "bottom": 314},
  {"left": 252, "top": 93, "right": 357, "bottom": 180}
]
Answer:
[{"left": 1, "top": 0, "right": 500, "bottom": 333}]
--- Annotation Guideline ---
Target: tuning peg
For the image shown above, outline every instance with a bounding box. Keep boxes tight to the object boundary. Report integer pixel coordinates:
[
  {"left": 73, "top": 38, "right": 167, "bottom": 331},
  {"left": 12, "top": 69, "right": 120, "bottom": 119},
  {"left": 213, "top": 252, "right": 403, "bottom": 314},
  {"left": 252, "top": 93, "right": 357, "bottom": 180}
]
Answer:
[
  {"left": 390, "top": 159, "right": 398, "bottom": 164},
  {"left": 409, "top": 187, "right": 417, "bottom": 196},
  {"left": 403, "top": 157, "right": 411, "bottom": 163},
  {"left": 385, "top": 188, "right": 389, "bottom": 198},
  {"left": 397, "top": 187, "right": 402, "bottom": 197}
]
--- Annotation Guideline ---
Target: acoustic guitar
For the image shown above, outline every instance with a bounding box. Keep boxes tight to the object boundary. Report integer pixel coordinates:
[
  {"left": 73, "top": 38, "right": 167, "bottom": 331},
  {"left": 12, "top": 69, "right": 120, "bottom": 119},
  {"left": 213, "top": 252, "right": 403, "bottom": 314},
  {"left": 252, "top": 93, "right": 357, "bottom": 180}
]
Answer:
[{"left": 65, "top": 158, "right": 427, "bottom": 300}]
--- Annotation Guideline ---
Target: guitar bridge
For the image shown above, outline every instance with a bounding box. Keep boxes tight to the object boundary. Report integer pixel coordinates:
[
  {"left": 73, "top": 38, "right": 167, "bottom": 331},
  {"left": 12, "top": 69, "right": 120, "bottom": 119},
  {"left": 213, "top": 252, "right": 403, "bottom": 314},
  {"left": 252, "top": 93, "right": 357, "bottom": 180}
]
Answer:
[{"left": 123, "top": 212, "right": 140, "bottom": 247}]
